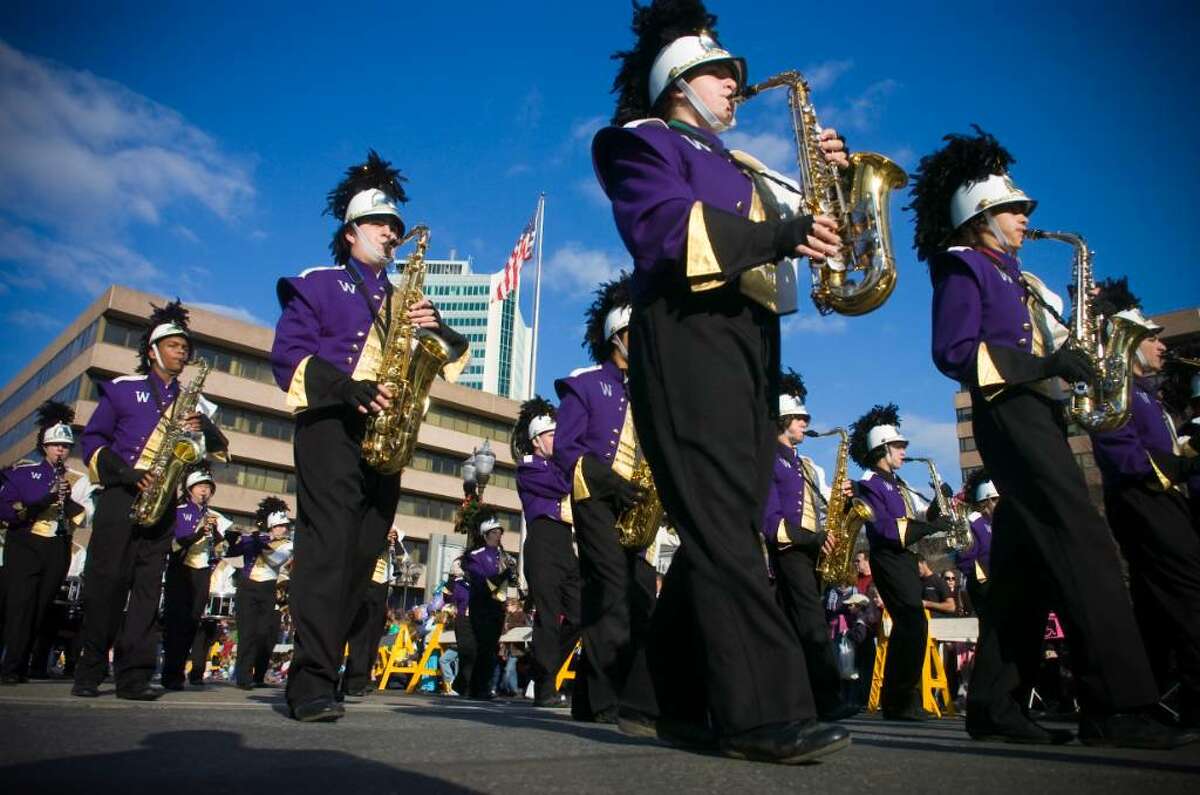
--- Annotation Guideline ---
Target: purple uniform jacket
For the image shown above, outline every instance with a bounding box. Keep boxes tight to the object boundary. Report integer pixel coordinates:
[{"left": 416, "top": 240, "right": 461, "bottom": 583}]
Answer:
[
  {"left": 857, "top": 470, "right": 919, "bottom": 546},
  {"left": 81, "top": 372, "right": 180, "bottom": 483},
  {"left": 592, "top": 120, "right": 793, "bottom": 312},
  {"left": 227, "top": 532, "right": 270, "bottom": 577},
  {"left": 930, "top": 247, "right": 1052, "bottom": 393},
  {"left": 172, "top": 499, "right": 207, "bottom": 541},
  {"left": 271, "top": 257, "right": 468, "bottom": 413},
  {"left": 0, "top": 459, "right": 82, "bottom": 535},
  {"left": 958, "top": 514, "right": 993, "bottom": 581},
  {"left": 516, "top": 454, "right": 570, "bottom": 524},
  {"left": 1090, "top": 377, "right": 1182, "bottom": 488},
  {"left": 463, "top": 546, "right": 503, "bottom": 602},
  {"left": 553, "top": 361, "right": 631, "bottom": 483},
  {"left": 761, "top": 443, "right": 818, "bottom": 546},
  {"left": 445, "top": 576, "right": 470, "bottom": 616}
]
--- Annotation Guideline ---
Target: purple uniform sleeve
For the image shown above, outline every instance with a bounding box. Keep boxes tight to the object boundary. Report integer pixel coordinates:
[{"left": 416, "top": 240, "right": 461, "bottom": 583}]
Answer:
[
  {"left": 0, "top": 470, "right": 20, "bottom": 524},
  {"left": 592, "top": 127, "right": 692, "bottom": 275},
  {"left": 930, "top": 254, "right": 984, "bottom": 385},
  {"left": 760, "top": 478, "right": 783, "bottom": 544},
  {"left": 517, "top": 460, "right": 570, "bottom": 500},
  {"left": 552, "top": 380, "right": 590, "bottom": 482},
  {"left": 858, "top": 477, "right": 901, "bottom": 544},
  {"left": 80, "top": 383, "right": 119, "bottom": 466},
  {"left": 1090, "top": 425, "right": 1157, "bottom": 483},
  {"left": 270, "top": 279, "right": 322, "bottom": 392}
]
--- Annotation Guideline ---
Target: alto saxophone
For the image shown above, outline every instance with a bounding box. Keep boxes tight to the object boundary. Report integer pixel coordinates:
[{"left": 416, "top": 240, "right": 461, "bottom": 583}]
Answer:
[
  {"left": 615, "top": 456, "right": 665, "bottom": 550},
  {"left": 1026, "top": 229, "right": 1153, "bottom": 431},
  {"left": 131, "top": 358, "right": 211, "bottom": 526},
  {"left": 739, "top": 71, "right": 907, "bottom": 316},
  {"left": 908, "top": 457, "right": 971, "bottom": 550},
  {"left": 810, "top": 428, "right": 873, "bottom": 586},
  {"left": 362, "top": 225, "right": 454, "bottom": 474}
]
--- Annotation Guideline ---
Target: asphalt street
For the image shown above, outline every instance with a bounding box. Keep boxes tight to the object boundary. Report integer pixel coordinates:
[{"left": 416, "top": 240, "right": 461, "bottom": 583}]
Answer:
[{"left": 0, "top": 682, "right": 1197, "bottom": 794}]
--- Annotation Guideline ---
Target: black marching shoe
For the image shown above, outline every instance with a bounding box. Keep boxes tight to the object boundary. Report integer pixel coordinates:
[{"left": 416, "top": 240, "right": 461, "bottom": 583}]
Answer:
[
  {"left": 881, "top": 704, "right": 934, "bottom": 722},
  {"left": 818, "top": 701, "right": 861, "bottom": 722},
  {"left": 720, "top": 720, "right": 851, "bottom": 765},
  {"left": 1079, "top": 712, "right": 1198, "bottom": 749},
  {"left": 617, "top": 708, "right": 719, "bottom": 751},
  {"left": 71, "top": 683, "right": 101, "bottom": 698},
  {"left": 116, "top": 687, "right": 163, "bottom": 701},
  {"left": 341, "top": 686, "right": 369, "bottom": 698},
  {"left": 235, "top": 682, "right": 255, "bottom": 691},
  {"left": 290, "top": 696, "right": 346, "bottom": 723},
  {"left": 160, "top": 680, "right": 186, "bottom": 692},
  {"left": 967, "top": 713, "right": 1073, "bottom": 745},
  {"left": 534, "top": 692, "right": 570, "bottom": 709}
]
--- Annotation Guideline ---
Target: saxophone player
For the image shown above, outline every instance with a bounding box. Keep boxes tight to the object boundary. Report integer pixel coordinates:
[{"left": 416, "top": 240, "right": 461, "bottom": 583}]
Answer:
[
  {"left": 847, "top": 404, "right": 946, "bottom": 721},
  {"left": 227, "top": 497, "right": 293, "bottom": 690},
  {"left": 1087, "top": 278, "right": 1200, "bottom": 731},
  {"left": 160, "top": 468, "right": 229, "bottom": 690},
  {"left": 911, "top": 129, "right": 1189, "bottom": 748},
  {"left": 761, "top": 371, "right": 856, "bottom": 721},
  {"left": 269, "top": 151, "right": 468, "bottom": 722},
  {"left": 73, "top": 301, "right": 227, "bottom": 700},
  {"left": 0, "top": 401, "right": 85, "bottom": 684},
  {"left": 551, "top": 274, "right": 656, "bottom": 725},
  {"left": 590, "top": 0, "right": 852, "bottom": 762},
  {"left": 513, "top": 396, "right": 580, "bottom": 708}
]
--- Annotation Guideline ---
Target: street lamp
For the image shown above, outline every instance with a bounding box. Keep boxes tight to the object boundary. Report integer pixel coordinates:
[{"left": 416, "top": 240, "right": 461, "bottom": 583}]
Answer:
[{"left": 461, "top": 439, "right": 496, "bottom": 499}]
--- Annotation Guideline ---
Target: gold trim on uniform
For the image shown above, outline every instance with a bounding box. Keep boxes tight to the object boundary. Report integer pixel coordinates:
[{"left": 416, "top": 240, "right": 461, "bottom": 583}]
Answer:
[
  {"left": 572, "top": 457, "right": 591, "bottom": 501},
  {"left": 685, "top": 201, "right": 725, "bottom": 291}
]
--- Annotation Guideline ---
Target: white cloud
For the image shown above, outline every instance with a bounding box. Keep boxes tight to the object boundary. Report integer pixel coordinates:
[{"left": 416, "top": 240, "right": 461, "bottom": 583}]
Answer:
[
  {"left": 570, "top": 115, "right": 607, "bottom": 143},
  {"left": 515, "top": 88, "right": 543, "bottom": 130},
  {"left": 0, "top": 219, "right": 163, "bottom": 295},
  {"left": 544, "top": 242, "right": 625, "bottom": 296},
  {"left": 900, "top": 412, "right": 962, "bottom": 485},
  {"left": 574, "top": 178, "right": 609, "bottom": 208},
  {"left": 723, "top": 130, "right": 795, "bottom": 174},
  {"left": 781, "top": 313, "right": 849, "bottom": 336},
  {"left": 189, "top": 301, "right": 266, "bottom": 326},
  {"left": 803, "top": 60, "right": 854, "bottom": 92},
  {"left": 819, "top": 79, "right": 900, "bottom": 133},
  {"left": 6, "top": 308, "right": 61, "bottom": 331}
]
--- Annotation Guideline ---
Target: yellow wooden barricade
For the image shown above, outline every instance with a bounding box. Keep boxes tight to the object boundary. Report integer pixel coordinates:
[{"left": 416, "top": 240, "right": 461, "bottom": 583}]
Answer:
[
  {"left": 376, "top": 620, "right": 450, "bottom": 693},
  {"left": 555, "top": 639, "right": 581, "bottom": 691},
  {"left": 867, "top": 609, "right": 955, "bottom": 716}
]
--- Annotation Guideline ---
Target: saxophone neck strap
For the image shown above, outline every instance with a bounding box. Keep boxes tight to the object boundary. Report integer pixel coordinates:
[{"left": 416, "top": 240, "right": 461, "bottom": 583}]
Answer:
[{"left": 345, "top": 261, "right": 393, "bottom": 344}]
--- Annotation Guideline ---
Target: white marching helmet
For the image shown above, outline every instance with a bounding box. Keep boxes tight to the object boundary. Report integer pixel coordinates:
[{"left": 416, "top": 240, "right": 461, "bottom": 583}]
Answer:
[
  {"left": 479, "top": 516, "right": 503, "bottom": 534},
  {"left": 185, "top": 470, "right": 215, "bottom": 492},
  {"left": 778, "top": 393, "right": 810, "bottom": 419},
  {"left": 648, "top": 33, "right": 745, "bottom": 108},
  {"left": 604, "top": 305, "right": 632, "bottom": 341},
  {"left": 949, "top": 173, "right": 1037, "bottom": 230},
  {"left": 149, "top": 322, "right": 190, "bottom": 346},
  {"left": 1114, "top": 307, "right": 1164, "bottom": 335},
  {"left": 973, "top": 479, "right": 999, "bottom": 503},
  {"left": 42, "top": 422, "right": 74, "bottom": 446},
  {"left": 527, "top": 414, "right": 556, "bottom": 440},
  {"left": 866, "top": 424, "right": 907, "bottom": 452},
  {"left": 266, "top": 510, "right": 292, "bottom": 529},
  {"left": 344, "top": 188, "right": 403, "bottom": 225}
]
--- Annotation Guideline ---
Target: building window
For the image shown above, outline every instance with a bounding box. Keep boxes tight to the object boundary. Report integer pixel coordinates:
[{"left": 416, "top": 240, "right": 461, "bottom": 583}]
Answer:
[
  {"left": 394, "top": 493, "right": 520, "bottom": 533},
  {"left": 0, "top": 318, "right": 98, "bottom": 421},
  {"left": 211, "top": 459, "right": 297, "bottom": 494},
  {"left": 408, "top": 448, "right": 517, "bottom": 491},
  {"left": 103, "top": 317, "right": 276, "bottom": 385},
  {"left": 424, "top": 402, "right": 512, "bottom": 445},
  {"left": 955, "top": 407, "right": 973, "bottom": 423},
  {"left": 212, "top": 402, "right": 295, "bottom": 442},
  {"left": 960, "top": 466, "right": 981, "bottom": 485},
  {"left": 958, "top": 437, "right": 977, "bottom": 452},
  {"left": 0, "top": 376, "right": 85, "bottom": 460}
]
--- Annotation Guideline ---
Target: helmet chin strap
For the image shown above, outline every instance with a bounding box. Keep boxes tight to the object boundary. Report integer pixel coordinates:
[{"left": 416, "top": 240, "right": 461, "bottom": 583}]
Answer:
[
  {"left": 984, "top": 213, "right": 1017, "bottom": 257},
  {"left": 611, "top": 333, "right": 630, "bottom": 361},
  {"left": 351, "top": 222, "right": 391, "bottom": 268},
  {"left": 674, "top": 78, "right": 735, "bottom": 133}
]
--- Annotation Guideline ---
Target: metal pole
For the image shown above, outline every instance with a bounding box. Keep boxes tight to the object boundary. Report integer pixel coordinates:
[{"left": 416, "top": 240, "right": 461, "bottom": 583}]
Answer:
[{"left": 527, "top": 193, "right": 546, "bottom": 400}]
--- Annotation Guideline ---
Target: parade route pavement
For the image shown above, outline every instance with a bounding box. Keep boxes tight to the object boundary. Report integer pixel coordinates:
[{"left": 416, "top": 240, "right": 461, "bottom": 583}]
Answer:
[{"left": 1, "top": 681, "right": 1197, "bottom": 794}]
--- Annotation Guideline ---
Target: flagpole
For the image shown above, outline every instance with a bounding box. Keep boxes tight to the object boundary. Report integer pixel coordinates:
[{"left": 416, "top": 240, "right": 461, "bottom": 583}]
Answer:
[{"left": 527, "top": 192, "right": 546, "bottom": 400}]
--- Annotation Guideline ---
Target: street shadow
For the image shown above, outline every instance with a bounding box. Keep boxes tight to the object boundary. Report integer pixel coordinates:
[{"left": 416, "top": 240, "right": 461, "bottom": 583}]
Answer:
[
  {"left": 393, "top": 701, "right": 658, "bottom": 750},
  {"left": 0, "top": 729, "right": 480, "bottom": 793}
]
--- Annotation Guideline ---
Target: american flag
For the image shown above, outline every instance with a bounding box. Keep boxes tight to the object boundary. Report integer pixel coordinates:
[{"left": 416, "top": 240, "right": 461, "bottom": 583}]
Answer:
[{"left": 493, "top": 213, "right": 537, "bottom": 303}]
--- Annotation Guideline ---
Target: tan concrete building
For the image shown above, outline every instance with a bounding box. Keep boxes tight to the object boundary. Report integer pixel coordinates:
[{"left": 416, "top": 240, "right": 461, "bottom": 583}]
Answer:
[
  {"left": 0, "top": 285, "right": 525, "bottom": 600},
  {"left": 953, "top": 304, "right": 1200, "bottom": 509}
]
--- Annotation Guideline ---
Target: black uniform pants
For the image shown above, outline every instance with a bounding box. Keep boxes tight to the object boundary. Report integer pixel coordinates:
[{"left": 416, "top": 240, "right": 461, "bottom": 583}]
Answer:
[
  {"left": 523, "top": 516, "right": 582, "bottom": 698},
  {"left": 235, "top": 577, "right": 277, "bottom": 686},
  {"left": 467, "top": 597, "right": 505, "bottom": 698},
  {"left": 2, "top": 532, "right": 69, "bottom": 677},
  {"left": 868, "top": 542, "right": 928, "bottom": 713},
  {"left": 189, "top": 619, "right": 218, "bottom": 683},
  {"left": 161, "top": 559, "right": 211, "bottom": 686},
  {"left": 342, "top": 579, "right": 389, "bottom": 694},
  {"left": 452, "top": 611, "right": 477, "bottom": 696},
  {"left": 628, "top": 286, "right": 817, "bottom": 735},
  {"left": 74, "top": 486, "right": 172, "bottom": 693},
  {"left": 287, "top": 407, "right": 400, "bottom": 707},
  {"left": 1106, "top": 484, "right": 1200, "bottom": 708},
  {"left": 969, "top": 387, "right": 1158, "bottom": 718},
  {"left": 771, "top": 544, "right": 843, "bottom": 714},
  {"left": 569, "top": 496, "right": 657, "bottom": 720}
]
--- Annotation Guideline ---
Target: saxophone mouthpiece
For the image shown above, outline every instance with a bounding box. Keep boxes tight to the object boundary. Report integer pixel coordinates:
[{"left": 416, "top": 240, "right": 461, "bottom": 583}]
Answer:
[{"left": 804, "top": 430, "right": 821, "bottom": 438}]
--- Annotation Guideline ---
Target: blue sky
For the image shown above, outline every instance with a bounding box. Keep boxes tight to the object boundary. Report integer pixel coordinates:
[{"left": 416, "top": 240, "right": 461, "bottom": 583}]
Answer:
[{"left": 1, "top": 1, "right": 1197, "bottom": 485}]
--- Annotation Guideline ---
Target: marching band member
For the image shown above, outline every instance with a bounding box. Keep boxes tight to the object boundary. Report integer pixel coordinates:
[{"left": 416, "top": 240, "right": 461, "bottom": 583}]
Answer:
[
  {"left": 269, "top": 150, "right": 468, "bottom": 721},
  {"left": 552, "top": 275, "right": 657, "bottom": 724},
  {"left": 227, "top": 497, "right": 293, "bottom": 690},
  {"left": 957, "top": 469, "right": 996, "bottom": 616},
  {"left": 73, "top": 301, "right": 227, "bottom": 700},
  {"left": 444, "top": 559, "right": 473, "bottom": 697},
  {"left": 848, "top": 404, "right": 944, "bottom": 721},
  {"left": 160, "top": 468, "right": 229, "bottom": 690},
  {"left": 462, "top": 511, "right": 516, "bottom": 700},
  {"left": 513, "top": 396, "right": 580, "bottom": 708},
  {"left": 1088, "top": 279, "right": 1200, "bottom": 730},
  {"left": 761, "top": 371, "right": 855, "bottom": 721},
  {"left": 0, "top": 402, "right": 85, "bottom": 683},
  {"left": 590, "top": 0, "right": 851, "bottom": 761},
  {"left": 911, "top": 128, "right": 1188, "bottom": 747},
  {"left": 341, "top": 527, "right": 398, "bottom": 698}
]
